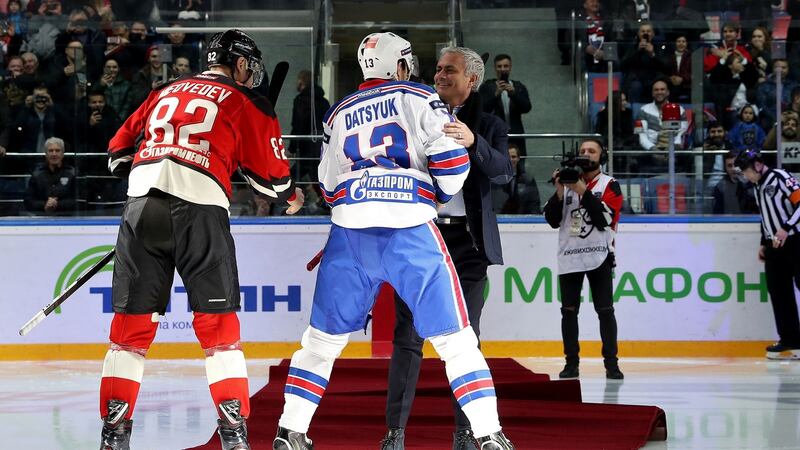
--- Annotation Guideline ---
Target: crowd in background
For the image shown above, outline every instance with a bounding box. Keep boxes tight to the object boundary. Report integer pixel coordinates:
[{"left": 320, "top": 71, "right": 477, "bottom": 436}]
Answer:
[
  {"left": 1, "top": 0, "right": 799, "bottom": 216},
  {"left": 572, "top": 0, "right": 800, "bottom": 213}
]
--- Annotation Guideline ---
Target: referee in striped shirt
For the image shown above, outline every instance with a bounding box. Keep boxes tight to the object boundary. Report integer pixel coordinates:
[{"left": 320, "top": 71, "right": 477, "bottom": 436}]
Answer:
[{"left": 735, "top": 150, "right": 800, "bottom": 360}]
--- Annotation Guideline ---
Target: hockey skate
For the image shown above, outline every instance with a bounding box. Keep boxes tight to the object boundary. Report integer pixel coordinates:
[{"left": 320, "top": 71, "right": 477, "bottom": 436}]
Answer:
[
  {"left": 100, "top": 399, "right": 132, "bottom": 450},
  {"left": 475, "top": 431, "right": 514, "bottom": 450},
  {"left": 380, "top": 427, "right": 405, "bottom": 450},
  {"left": 217, "top": 400, "right": 250, "bottom": 450},
  {"left": 766, "top": 342, "right": 800, "bottom": 360},
  {"left": 273, "top": 426, "right": 314, "bottom": 450},
  {"left": 453, "top": 429, "right": 477, "bottom": 450}
]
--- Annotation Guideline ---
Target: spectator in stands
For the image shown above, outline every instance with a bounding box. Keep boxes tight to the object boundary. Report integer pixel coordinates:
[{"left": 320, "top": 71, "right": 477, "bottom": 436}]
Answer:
[
  {"left": 0, "top": 90, "right": 10, "bottom": 158},
  {"left": 165, "top": 23, "right": 200, "bottom": 71},
  {"left": 786, "top": 86, "right": 800, "bottom": 117},
  {"left": 54, "top": 8, "right": 106, "bottom": 81},
  {"left": 127, "top": 20, "right": 152, "bottom": 66},
  {"left": 97, "top": 58, "right": 133, "bottom": 123},
  {"left": 22, "top": 0, "right": 64, "bottom": 67},
  {"left": 704, "top": 21, "right": 752, "bottom": 74},
  {"left": 708, "top": 51, "right": 759, "bottom": 129},
  {"left": 595, "top": 90, "right": 637, "bottom": 149},
  {"left": 75, "top": 88, "right": 118, "bottom": 154},
  {"left": 492, "top": 142, "right": 539, "bottom": 214},
  {"left": 45, "top": 39, "right": 89, "bottom": 104},
  {"left": 664, "top": 34, "right": 691, "bottom": 103},
  {"left": 12, "top": 84, "right": 64, "bottom": 154},
  {"left": 747, "top": 26, "right": 772, "bottom": 83},
  {"left": 703, "top": 120, "right": 731, "bottom": 195},
  {"left": 5, "top": 1, "right": 28, "bottom": 38},
  {"left": 757, "top": 59, "right": 797, "bottom": 131},
  {"left": 23, "top": 136, "right": 76, "bottom": 215},
  {"left": 764, "top": 110, "right": 800, "bottom": 150},
  {"left": 2, "top": 56, "right": 31, "bottom": 114},
  {"left": 581, "top": 0, "right": 607, "bottom": 73},
  {"left": 621, "top": 22, "right": 666, "bottom": 103},
  {"left": 130, "top": 45, "right": 174, "bottom": 107},
  {"left": 172, "top": 55, "right": 192, "bottom": 75},
  {"left": 289, "top": 69, "right": 330, "bottom": 183},
  {"left": 636, "top": 79, "right": 688, "bottom": 151},
  {"left": 160, "top": 0, "right": 207, "bottom": 22},
  {"left": 728, "top": 104, "right": 765, "bottom": 152},
  {"left": 704, "top": 121, "right": 729, "bottom": 151},
  {"left": 479, "top": 53, "right": 532, "bottom": 155},
  {"left": 78, "top": 2, "right": 113, "bottom": 30},
  {"left": 712, "top": 150, "right": 757, "bottom": 214},
  {"left": 110, "top": 0, "right": 156, "bottom": 22},
  {"left": 103, "top": 21, "right": 141, "bottom": 80}
]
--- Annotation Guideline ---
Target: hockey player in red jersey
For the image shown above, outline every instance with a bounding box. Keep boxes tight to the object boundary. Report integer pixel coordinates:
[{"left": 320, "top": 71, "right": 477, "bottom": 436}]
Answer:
[{"left": 100, "top": 29, "right": 303, "bottom": 450}]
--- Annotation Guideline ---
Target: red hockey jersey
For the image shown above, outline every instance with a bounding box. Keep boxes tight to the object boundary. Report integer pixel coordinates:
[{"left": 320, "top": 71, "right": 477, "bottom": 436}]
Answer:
[{"left": 108, "top": 71, "right": 295, "bottom": 209}]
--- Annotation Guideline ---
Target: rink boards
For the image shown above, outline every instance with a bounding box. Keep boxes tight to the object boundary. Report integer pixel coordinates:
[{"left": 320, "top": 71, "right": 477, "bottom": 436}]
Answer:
[{"left": 0, "top": 216, "right": 785, "bottom": 359}]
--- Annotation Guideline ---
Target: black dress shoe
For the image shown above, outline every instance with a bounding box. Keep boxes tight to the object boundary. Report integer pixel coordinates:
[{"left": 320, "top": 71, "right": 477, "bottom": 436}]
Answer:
[
  {"left": 605, "top": 366, "right": 624, "bottom": 380},
  {"left": 558, "top": 363, "right": 579, "bottom": 379}
]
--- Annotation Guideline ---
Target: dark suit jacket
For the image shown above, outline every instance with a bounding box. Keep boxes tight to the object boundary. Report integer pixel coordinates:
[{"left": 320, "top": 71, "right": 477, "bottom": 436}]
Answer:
[
  {"left": 478, "top": 78, "right": 531, "bottom": 152},
  {"left": 456, "top": 92, "right": 513, "bottom": 265}
]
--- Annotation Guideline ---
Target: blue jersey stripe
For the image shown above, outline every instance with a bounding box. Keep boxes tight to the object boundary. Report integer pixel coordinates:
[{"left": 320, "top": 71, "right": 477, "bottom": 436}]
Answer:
[{"left": 288, "top": 367, "right": 329, "bottom": 388}]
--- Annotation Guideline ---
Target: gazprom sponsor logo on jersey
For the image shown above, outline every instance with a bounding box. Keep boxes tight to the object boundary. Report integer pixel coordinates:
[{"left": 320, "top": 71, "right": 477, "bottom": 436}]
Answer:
[
  {"left": 140, "top": 145, "right": 211, "bottom": 169},
  {"left": 344, "top": 98, "right": 399, "bottom": 130},
  {"left": 347, "top": 171, "right": 416, "bottom": 204}
]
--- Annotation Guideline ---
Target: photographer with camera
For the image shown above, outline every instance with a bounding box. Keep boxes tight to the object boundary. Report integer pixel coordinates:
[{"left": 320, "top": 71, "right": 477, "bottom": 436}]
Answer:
[
  {"left": 479, "top": 54, "right": 531, "bottom": 155},
  {"left": 13, "top": 85, "right": 66, "bottom": 162},
  {"left": 543, "top": 138, "right": 624, "bottom": 380},
  {"left": 621, "top": 22, "right": 666, "bottom": 103}
]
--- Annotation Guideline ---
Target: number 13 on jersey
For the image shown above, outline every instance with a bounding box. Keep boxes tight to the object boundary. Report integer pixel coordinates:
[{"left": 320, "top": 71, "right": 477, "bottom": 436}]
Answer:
[{"left": 343, "top": 122, "right": 410, "bottom": 170}]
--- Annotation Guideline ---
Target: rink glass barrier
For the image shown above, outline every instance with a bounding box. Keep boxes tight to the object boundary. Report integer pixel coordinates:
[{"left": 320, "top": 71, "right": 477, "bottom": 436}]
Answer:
[{"left": 1, "top": 4, "right": 796, "bottom": 217}]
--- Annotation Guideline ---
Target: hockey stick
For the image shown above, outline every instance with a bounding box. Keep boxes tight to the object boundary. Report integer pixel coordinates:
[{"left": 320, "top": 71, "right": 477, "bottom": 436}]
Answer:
[
  {"left": 267, "top": 61, "right": 290, "bottom": 106},
  {"left": 19, "top": 249, "right": 116, "bottom": 336}
]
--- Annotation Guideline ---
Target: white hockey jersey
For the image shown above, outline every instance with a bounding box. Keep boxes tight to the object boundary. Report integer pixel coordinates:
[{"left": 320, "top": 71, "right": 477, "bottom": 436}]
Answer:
[{"left": 319, "top": 79, "right": 470, "bottom": 229}]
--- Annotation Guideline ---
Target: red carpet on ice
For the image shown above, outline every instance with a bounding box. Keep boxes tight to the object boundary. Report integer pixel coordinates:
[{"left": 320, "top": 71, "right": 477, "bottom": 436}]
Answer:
[{"left": 190, "top": 358, "right": 666, "bottom": 450}]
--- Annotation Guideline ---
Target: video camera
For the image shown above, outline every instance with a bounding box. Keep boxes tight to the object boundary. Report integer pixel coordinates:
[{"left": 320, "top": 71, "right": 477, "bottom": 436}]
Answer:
[{"left": 552, "top": 142, "right": 593, "bottom": 184}]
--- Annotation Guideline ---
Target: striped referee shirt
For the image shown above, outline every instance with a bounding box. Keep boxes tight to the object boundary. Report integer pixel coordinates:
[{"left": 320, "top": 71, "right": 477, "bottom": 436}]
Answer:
[{"left": 753, "top": 168, "right": 800, "bottom": 243}]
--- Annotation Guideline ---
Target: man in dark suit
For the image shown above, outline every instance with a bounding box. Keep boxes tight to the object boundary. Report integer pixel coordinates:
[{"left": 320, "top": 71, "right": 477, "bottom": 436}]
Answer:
[
  {"left": 478, "top": 53, "right": 531, "bottom": 156},
  {"left": 381, "top": 46, "right": 513, "bottom": 450}
]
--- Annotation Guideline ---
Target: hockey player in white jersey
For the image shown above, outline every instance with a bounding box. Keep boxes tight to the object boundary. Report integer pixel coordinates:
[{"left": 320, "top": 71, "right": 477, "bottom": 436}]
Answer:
[{"left": 272, "top": 32, "right": 514, "bottom": 450}]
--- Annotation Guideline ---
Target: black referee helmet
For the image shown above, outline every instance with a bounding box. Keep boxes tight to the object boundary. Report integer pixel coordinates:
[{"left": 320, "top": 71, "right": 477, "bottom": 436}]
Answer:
[
  {"left": 734, "top": 149, "right": 763, "bottom": 170},
  {"left": 206, "top": 29, "right": 265, "bottom": 87}
]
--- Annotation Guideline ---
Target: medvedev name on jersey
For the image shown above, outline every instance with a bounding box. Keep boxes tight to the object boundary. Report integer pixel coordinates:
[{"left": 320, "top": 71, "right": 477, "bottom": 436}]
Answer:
[
  {"left": 158, "top": 79, "right": 233, "bottom": 104},
  {"left": 345, "top": 98, "right": 399, "bottom": 130}
]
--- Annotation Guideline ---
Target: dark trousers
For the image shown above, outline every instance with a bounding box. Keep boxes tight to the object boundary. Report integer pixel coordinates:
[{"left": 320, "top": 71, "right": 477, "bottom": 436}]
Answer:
[
  {"left": 385, "top": 223, "right": 489, "bottom": 430},
  {"left": 558, "top": 254, "right": 619, "bottom": 366},
  {"left": 764, "top": 235, "right": 800, "bottom": 347}
]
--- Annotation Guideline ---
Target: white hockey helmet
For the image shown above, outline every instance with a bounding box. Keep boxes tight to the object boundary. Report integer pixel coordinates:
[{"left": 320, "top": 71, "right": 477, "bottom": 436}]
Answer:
[{"left": 357, "top": 32, "right": 414, "bottom": 80}]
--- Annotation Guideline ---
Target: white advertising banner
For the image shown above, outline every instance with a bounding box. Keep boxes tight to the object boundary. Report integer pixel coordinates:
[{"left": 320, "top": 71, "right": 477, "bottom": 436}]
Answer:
[{"left": 0, "top": 220, "right": 780, "bottom": 345}]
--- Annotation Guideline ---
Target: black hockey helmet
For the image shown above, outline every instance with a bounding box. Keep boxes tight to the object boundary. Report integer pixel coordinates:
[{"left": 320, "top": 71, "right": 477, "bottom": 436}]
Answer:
[
  {"left": 206, "top": 29, "right": 265, "bottom": 87},
  {"left": 734, "top": 149, "right": 763, "bottom": 170}
]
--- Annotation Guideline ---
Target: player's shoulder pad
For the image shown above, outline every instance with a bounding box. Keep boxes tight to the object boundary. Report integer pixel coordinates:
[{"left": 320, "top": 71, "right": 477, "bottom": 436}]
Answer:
[
  {"left": 608, "top": 179, "right": 623, "bottom": 196},
  {"left": 393, "top": 80, "right": 436, "bottom": 94},
  {"left": 199, "top": 73, "right": 276, "bottom": 118}
]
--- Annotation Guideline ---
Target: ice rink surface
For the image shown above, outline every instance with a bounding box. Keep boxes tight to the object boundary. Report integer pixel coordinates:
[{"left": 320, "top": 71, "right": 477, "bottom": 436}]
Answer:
[{"left": 0, "top": 357, "right": 798, "bottom": 449}]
